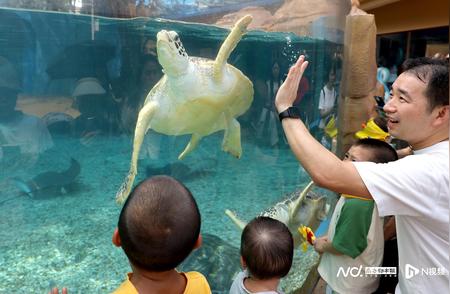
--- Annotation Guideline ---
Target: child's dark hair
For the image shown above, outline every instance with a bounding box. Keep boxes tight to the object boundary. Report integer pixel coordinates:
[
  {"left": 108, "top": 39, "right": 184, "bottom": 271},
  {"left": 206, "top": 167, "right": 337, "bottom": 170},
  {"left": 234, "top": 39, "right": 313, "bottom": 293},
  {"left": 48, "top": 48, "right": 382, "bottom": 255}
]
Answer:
[
  {"left": 241, "top": 216, "right": 293, "bottom": 280},
  {"left": 118, "top": 175, "right": 201, "bottom": 271},
  {"left": 353, "top": 138, "right": 398, "bottom": 163}
]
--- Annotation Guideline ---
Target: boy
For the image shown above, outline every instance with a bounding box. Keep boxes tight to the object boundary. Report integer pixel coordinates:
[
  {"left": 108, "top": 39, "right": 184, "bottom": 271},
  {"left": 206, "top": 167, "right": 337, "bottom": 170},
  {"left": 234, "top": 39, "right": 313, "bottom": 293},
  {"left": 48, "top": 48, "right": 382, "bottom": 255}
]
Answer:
[
  {"left": 230, "top": 216, "right": 293, "bottom": 294},
  {"left": 314, "top": 138, "right": 398, "bottom": 294},
  {"left": 112, "top": 175, "right": 211, "bottom": 294}
]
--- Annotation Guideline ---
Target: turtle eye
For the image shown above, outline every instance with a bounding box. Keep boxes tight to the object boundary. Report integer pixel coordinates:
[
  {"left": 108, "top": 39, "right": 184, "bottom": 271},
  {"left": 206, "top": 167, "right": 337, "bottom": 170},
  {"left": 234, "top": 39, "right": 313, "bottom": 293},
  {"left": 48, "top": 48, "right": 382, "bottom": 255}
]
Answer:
[{"left": 174, "top": 35, "right": 180, "bottom": 41}]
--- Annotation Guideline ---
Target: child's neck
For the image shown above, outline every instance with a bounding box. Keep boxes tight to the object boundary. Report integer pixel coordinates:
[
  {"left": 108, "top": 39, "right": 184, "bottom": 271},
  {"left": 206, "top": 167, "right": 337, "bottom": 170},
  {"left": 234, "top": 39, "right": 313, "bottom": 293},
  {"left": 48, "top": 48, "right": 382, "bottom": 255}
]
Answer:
[
  {"left": 244, "top": 276, "right": 280, "bottom": 293},
  {"left": 130, "top": 267, "right": 187, "bottom": 293}
]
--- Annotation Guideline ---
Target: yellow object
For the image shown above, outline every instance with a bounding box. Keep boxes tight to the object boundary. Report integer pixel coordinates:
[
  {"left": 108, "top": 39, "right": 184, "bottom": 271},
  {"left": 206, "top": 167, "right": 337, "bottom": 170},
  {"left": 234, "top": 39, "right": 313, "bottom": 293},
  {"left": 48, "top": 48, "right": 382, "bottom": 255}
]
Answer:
[
  {"left": 355, "top": 118, "right": 389, "bottom": 141},
  {"left": 298, "top": 225, "right": 316, "bottom": 252},
  {"left": 342, "top": 194, "right": 372, "bottom": 201},
  {"left": 112, "top": 271, "right": 211, "bottom": 294},
  {"left": 324, "top": 115, "right": 338, "bottom": 138}
]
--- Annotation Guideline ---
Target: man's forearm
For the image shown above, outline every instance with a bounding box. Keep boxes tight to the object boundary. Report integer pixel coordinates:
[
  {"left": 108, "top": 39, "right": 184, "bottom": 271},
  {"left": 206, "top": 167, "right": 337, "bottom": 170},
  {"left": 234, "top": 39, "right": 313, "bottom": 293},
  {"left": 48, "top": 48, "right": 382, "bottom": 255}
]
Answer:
[
  {"left": 280, "top": 117, "right": 371, "bottom": 198},
  {"left": 274, "top": 55, "right": 370, "bottom": 198}
]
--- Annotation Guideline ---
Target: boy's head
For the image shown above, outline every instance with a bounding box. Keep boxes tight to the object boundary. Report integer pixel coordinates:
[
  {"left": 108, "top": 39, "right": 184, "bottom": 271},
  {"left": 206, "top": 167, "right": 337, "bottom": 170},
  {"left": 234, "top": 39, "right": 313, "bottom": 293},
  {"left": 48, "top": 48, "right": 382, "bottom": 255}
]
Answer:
[
  {"left": 240, "top": 216, "right": 293, "bottom": 280},
  {"left": 344, "top": 138, "right": 398, "bottom": 163},
  {"left": 114, "top": 175, "right": 201, "bottom": 272}
]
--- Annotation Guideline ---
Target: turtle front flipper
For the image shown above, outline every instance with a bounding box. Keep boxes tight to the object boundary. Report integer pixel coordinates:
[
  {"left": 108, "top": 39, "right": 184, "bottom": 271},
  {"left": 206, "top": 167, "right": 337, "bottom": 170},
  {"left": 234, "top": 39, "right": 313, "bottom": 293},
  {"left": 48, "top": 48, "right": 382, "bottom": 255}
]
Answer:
[
  {"left": 213, "top": 15, "right": 252, "bottom": 81},
  {"left": 116, "top": 101, "right": 159, "bottom": 204},
  {"left": 222, "top": 112, "right": 242, "bottom": 158},
  {"left": 178, "top": 133, "right": 202, "bottom": 160},
  {"left": 289, "top": 181, "right": 315, "bottom": 220},
  {"left": 225, "top": 209, "right": 247, "bottom": 230}
]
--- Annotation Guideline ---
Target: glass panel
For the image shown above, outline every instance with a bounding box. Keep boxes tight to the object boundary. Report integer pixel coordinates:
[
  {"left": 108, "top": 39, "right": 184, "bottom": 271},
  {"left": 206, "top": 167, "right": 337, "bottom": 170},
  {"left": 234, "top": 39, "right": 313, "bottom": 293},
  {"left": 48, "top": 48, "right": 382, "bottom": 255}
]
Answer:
[{"left": 0, "top": 1, "right": 343, "bottom": 293}]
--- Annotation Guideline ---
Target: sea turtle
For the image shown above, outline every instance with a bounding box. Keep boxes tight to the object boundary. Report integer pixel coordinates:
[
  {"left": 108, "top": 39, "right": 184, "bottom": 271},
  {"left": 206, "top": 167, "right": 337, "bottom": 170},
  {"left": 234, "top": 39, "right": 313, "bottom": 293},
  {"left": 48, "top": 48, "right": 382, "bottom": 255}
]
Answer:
[
  {"left": 225, "top": 181, "right": 330, "bottom": 248},
  {"left": 116, "top": 15, "right": 254, "bottom": 204},
  {"left": 179, "top": 233, "right": 241, "bottom": 292}
]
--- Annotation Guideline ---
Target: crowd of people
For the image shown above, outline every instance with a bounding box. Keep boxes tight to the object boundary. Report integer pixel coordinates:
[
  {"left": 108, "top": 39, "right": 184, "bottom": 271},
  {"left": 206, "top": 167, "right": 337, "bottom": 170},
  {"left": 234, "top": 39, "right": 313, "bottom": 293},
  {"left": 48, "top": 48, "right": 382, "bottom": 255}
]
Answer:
[{"left": 0, "top": 34, "right": 162, "bottom": 163}]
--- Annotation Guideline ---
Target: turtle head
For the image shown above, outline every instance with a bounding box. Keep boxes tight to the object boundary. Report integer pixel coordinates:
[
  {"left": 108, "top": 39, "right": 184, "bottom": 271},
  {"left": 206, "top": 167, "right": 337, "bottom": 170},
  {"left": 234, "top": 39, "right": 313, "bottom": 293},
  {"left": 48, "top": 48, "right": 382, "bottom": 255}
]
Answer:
[{"left": 156, "top": 30, "right": 189, "bottom": 77}]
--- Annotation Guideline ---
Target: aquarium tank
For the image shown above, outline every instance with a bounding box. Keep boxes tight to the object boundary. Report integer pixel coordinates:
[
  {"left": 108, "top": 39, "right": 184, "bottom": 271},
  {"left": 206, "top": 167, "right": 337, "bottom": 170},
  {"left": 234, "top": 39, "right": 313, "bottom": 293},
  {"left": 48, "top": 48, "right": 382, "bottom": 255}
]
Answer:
[{"left": 0, "top": 0, "right": 348, "bottom": 293}]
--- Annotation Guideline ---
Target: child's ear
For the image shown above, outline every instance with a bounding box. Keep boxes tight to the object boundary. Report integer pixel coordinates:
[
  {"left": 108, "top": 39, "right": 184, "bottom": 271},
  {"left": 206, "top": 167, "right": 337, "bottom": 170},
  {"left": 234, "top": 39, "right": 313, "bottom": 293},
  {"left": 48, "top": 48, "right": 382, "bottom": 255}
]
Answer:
[
  {"left": 240, "top": 256, "right": 247, "bottom": 269},
  {"left": 112, "top": 228, "right": 121, "bottom": 247},
  {"left": 193, "top": 234, "right": 202, "bottom": 249}
]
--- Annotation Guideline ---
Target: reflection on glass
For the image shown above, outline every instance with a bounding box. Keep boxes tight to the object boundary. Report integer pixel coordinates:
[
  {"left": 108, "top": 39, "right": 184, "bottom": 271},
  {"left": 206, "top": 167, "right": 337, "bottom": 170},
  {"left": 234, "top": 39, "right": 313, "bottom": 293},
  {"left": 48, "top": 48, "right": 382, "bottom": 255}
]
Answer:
[{"left": 0, "top": 4, "right": 343, "bottom": 293}]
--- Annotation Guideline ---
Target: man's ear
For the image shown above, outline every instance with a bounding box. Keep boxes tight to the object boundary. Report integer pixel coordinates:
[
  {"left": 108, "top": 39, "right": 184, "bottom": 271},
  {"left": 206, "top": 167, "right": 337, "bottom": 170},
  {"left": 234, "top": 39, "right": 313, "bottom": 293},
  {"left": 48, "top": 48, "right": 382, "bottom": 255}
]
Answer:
[
  {"left": 112, "top": 228, "right": 121, "bottom": 247},
  {"left": 433, "top": 105, "right": 449, "bottom": 126},
  {"left": 193, "top": 234, "right": 202, "bottom": 249}
]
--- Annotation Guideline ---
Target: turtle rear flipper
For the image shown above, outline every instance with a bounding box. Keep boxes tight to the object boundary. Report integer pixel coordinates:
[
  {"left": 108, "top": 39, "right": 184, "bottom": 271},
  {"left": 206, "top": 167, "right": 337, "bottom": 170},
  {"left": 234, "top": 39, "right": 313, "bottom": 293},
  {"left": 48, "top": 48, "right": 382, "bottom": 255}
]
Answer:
[
  {"left": 213, "top": 15, "right": 252, "bottom": 81},
  {"left": 178, "top": 133, "right": 202, "bottom": 160},
  {"left": 222, "top": 113, "right": 242, "bottom": 158},
  {"left": 225, "top": 209, "right": 247, "bottom": 230}
]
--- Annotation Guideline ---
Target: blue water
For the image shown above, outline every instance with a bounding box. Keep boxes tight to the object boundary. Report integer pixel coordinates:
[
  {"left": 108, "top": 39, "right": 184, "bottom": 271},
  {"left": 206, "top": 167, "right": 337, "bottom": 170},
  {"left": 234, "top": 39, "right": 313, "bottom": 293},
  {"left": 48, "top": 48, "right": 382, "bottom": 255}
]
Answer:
[
  {"left": 0, "top": 134, "right": 327, "bottom": 293},
  {"left": 0, "top": 7, "right": 339, "bottom": 293}
]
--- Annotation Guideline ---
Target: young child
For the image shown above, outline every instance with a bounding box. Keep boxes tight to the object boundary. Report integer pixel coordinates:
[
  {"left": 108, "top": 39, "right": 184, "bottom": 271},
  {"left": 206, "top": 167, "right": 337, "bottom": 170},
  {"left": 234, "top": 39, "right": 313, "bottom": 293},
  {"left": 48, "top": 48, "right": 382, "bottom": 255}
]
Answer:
[
  {"left": 112, "top": 175, "right": 211, "bottom": 294},
  {"left": 229, "top": 216, "right": 294, "bottom": 294},
  {"left": 313, "top": 138, "right": 398, "bottom": 294}
]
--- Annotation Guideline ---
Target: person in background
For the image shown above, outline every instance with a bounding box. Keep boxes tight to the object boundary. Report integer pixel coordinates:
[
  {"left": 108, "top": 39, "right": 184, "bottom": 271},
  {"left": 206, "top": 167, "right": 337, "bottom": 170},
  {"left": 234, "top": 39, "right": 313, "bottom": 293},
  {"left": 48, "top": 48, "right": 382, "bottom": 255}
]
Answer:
[
  {"left": 119, "top": 55, "right": 162, "bottom": 134},
  {"left": 275, "top": 55, "right": 449, "bottom": 293},
  {"left": 229, "top": 216, "right": 293, "bottom": 294},
  {"left": 376, "top": 66, "right": 390, "bottom": 104},
  {"left": 142, "top": 37, "right": 157, "bottom": 57},
  {"left": 112, "top": 175, "right": 211, "bottom": 293},
  {"left": 254, "top": 61, "right": 284, "bottom": 147},
  {"left": 71, "top": 77, "right": 119, "bottom": 144},
  {"left": 376, "top": 57, "right": 390, "bottom": 103},
  {"left": 317, "top": 69, "right": 337, "bottom": 149},
  {"left": 0, "top": 56, "right": 53, "bottom": 163},
  {"left": 387, "top": 64, "right": 398, "bottom": 89},
  {"left": 314, "top": 138, "right": 398, "bottom": 294}
]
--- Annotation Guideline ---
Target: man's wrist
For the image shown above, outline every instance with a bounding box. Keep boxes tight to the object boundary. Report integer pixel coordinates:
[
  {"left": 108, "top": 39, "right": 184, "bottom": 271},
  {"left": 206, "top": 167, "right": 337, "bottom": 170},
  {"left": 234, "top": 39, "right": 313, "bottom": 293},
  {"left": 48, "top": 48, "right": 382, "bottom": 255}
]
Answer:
[
  {"left": 278, "top": 106, "right": 301, "bottom": 122},
  {"left": 276, "top": 104, "right": 292, "bottom": 114}
]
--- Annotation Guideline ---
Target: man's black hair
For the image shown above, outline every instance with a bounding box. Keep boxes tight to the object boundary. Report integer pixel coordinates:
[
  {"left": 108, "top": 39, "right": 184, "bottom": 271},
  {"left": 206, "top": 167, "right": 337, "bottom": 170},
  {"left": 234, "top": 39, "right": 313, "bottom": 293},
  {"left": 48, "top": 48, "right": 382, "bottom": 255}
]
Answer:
[
  {"left": 353, "top": 138, "right": 398, "bottom": 163},
  {"left": 118, "top": 175, "right": 201, "bottom": 272},
  {"left": 241, "top": 216, "right": 293, "bottom": 280},
  {"left": 402, "top": 57, "right": 449, "bottom": 111}
]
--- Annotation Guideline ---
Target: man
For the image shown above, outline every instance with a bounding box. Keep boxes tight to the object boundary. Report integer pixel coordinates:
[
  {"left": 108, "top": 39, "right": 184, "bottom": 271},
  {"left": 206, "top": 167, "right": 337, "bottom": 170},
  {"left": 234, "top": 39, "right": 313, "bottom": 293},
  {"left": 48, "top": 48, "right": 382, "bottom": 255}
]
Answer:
[
  {"left": 0, "top": 56, "right": 53, "bottom": 161},
  {"left": 275, "top": 56, "right": 449, "bottom": 293}
]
